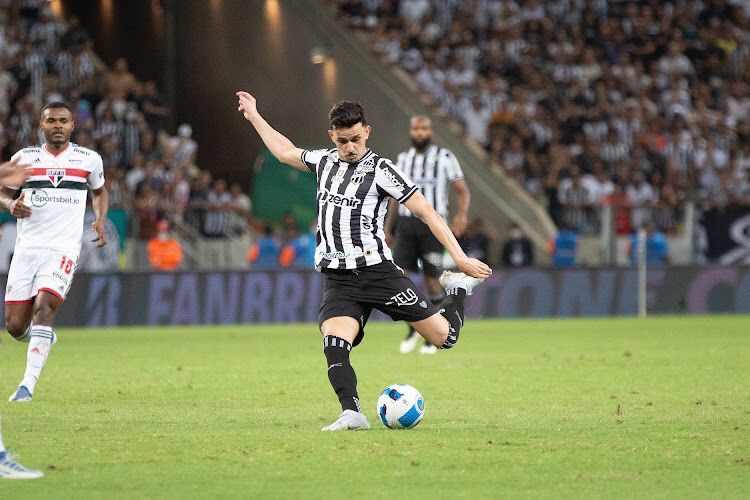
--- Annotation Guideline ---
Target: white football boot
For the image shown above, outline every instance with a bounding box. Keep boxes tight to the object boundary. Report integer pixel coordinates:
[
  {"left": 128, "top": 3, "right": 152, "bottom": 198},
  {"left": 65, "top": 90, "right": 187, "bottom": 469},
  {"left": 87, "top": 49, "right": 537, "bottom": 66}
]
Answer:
[
  {"left": 321, "top": 410, "right": 370, "bottom": 431},
  {"left": 0, "top": 451, "right": 43, "bottom": 479},
  {"left": 439, "top": 271, "right": 485, "bottom": 296},
  {"left": 399, "top": 333, "right": 420, "bottom": 354}
]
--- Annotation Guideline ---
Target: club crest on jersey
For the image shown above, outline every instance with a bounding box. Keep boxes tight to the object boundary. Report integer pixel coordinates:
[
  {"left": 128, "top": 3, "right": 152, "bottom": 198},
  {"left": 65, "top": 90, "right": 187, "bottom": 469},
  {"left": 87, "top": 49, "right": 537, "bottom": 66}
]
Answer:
[
  {"left": 351, "top": 162, "right": 375, "bottom": 184},
  {"left": 46, "top": 169, "right": 65, "bottom": 187}
]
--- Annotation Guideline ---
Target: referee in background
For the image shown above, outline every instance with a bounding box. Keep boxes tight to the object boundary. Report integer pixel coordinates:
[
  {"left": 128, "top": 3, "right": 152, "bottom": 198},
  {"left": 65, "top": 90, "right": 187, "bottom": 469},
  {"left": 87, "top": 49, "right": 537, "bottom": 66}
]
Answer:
[{"left": 385, "top": 116, "right": 471, "bottom": 355}]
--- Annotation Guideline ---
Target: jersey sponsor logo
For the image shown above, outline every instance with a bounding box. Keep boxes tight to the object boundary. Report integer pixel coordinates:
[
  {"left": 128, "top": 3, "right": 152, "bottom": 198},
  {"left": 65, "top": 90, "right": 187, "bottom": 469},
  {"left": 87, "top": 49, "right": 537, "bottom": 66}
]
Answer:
[
  {"left": 47, "top": 169, "right": 66, "bottom": 187},
  {"left": 319, "top": 247, "right": 364, "bottom": 260},
  {"left": 385, "top": 288, "right": 419, "bottom": 306},
  {"left": 380, "top": 166, "right": 405, "bottom": 191},
  {"left": 317, "top": 188, "right": 362, "bottom": 208},
  {"left": 29, "top": 189, "right": 81, "bottom": 207}
]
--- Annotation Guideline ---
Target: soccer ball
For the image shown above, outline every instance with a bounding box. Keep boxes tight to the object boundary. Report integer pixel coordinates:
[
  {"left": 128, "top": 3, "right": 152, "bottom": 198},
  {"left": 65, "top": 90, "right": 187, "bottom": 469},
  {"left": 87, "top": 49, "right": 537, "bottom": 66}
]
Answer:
[{"left": 376, "top": 384, "right": 425, "bottom": 429}]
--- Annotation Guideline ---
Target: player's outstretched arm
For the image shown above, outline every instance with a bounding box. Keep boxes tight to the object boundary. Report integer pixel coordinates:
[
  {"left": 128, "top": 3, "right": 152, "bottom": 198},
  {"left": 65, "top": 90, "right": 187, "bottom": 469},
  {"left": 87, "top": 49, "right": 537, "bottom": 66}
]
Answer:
[
  {"left": 91, "top": 186, "right": 109, "bottom": 248},
  {"left": 403, "top": 191, "right": 491, "bottom": 279},
  {"left": 235, "top": 91, "right": 307, "bottom": 172}
]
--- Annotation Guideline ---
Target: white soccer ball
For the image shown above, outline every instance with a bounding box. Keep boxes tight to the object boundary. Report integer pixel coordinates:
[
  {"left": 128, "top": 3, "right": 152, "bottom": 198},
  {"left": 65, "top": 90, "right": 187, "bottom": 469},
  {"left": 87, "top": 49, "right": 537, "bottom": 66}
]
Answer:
[{"left": 376, "top": 384, "right": 425, "bottom": 429}]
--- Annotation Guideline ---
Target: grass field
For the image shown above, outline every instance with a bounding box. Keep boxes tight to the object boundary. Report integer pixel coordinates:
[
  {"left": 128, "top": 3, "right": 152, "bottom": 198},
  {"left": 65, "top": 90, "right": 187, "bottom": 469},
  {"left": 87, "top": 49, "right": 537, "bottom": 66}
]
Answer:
[{"left": 0, "top": 316, "right": 748, "bottom": 498}]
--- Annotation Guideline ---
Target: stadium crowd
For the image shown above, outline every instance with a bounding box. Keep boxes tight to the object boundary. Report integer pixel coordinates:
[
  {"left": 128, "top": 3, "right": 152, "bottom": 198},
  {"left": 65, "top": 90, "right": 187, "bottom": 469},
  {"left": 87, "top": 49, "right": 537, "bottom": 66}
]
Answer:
[
  {"left": 0, "top": 2, "right": 254, "bottom": 269},
  {"left": 334, "top": 0, "right": 750, "bottom": 237}
]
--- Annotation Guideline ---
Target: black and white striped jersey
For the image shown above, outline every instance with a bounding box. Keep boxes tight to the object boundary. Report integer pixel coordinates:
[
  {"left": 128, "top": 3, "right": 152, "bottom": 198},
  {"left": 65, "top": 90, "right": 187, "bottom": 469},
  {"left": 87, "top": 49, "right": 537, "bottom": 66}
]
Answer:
[
  {"left": 301, "top": 148, "right": 418, "bottom": 270},
  {"left": 396, "top": 145, "right": 463, "bottom": 219}
]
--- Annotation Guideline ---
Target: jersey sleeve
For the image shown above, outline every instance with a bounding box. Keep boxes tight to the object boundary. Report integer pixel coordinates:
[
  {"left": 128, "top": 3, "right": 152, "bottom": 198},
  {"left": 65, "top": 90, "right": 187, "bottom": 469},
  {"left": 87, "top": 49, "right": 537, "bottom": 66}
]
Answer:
[
  {"left": 300, "top": 149, "right": 329, "bottom": 174},
  {"left": 443, "top": 149, "right": 464, "bottom": 182},
  {"left": 375, "top": 159, "right": 418, "bottom": 203},
  {"left": 87, "top": 153, "right": 105, "bottom": 190}
]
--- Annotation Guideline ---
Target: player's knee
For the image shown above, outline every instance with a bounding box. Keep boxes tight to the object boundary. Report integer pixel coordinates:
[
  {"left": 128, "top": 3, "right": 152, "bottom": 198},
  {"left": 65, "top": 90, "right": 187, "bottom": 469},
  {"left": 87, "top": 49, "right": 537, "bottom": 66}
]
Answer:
[{"left": 6, "top": 317, "right": 29, "bottom": 338}]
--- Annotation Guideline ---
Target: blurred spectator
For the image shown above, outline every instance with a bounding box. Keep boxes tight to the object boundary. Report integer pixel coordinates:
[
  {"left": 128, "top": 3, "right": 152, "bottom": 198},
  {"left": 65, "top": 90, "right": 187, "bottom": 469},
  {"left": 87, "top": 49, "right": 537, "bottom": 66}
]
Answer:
[
  {"left": 458, "top": 217, "right": 489, "bottom": 263},
  {"left": 247, "top": 225, "right": 281, "bottom": 270},
  {"left": 501, "top": 224, "right": 534, "bottom": 267},
  {"left": 548, "top": 228, "right": 577, "bottom": 268},
  {"left": 140, "top": 80, "right": 169, "bottom": 133},
  {"left": 628, "top": 222, "right": 669, "bottom": 266},
  {"left": 147, "top": 219, "right": 183, "bottom": 271},
  {"left": 168, "top": 123, "right": 198, "bottom": 169},
  {"left": 134, "top": 182, "right": 161, "bottom": 241},
  {"left": 105, "top": 57, "right": 136, "bottom": 118},
  {"left": 279, "top": 223, "right": 316, "bottom": 269},
  {"left": 228, "top": 182, "right": 251, "bottom": 236}
]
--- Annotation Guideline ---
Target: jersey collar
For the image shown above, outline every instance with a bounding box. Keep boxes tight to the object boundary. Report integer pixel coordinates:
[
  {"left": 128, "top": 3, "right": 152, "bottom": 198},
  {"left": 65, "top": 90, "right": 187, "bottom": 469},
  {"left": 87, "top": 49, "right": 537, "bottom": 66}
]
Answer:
[{"left": 42, "top": 143, "right": 71, "bottom": 157}]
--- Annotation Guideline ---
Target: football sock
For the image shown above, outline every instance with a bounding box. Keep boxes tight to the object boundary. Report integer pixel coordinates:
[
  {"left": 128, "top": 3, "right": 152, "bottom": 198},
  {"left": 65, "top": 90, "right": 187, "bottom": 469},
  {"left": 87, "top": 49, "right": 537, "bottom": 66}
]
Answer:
[
  {"left": 404, "top": 326, "right": 417, "bottom": 341},
  {"left": 439, "top": 289, "right": 466, "bottom": 349},
  {"left": 323, "top": 335, "right": 360, "bottom": 413},
  {"left": 20, "top": 325, "right": 54, "bottom": 394},
  {"left": 16, "top": 326, "right": 31, "bottom": 343},
  {"left": 423, "top": 292, "right": 446, "bottom": 345},
  {"left": 0, "top": 416, "right": 5, "bottom": 452}
]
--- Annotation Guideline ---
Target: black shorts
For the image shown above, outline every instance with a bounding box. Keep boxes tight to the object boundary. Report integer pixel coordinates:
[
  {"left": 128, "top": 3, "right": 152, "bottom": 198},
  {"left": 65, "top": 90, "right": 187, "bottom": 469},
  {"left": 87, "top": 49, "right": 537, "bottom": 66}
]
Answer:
[
  {"left": 318, "top": 261, "right": 439, "bottom": 346},
  {"left": 392, "top": 216, "right": 444, "bottom": 278}
]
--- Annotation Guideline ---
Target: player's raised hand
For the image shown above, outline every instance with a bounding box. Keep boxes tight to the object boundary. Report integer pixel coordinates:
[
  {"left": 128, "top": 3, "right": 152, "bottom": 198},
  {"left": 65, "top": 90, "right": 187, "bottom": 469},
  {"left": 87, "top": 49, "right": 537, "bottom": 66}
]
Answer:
[
  {"left": 9, "top": 191, "right": 31, "bottom": 218},
  {"left": 455, "top": 256, "right": 492, "bottom": 279},
  {"left": 0, "top": 157, "right": 32, "bottom": 186},
  {"left": 236, "top": 91, "right": 259, "bottom": 121},
  {"left": 91, "top": 218, "right": 107, "bottom": 248}
]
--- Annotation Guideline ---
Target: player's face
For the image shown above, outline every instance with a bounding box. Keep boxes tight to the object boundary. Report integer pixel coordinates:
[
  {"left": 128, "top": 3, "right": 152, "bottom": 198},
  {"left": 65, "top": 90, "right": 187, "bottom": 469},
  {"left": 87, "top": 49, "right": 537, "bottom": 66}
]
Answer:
[
  {"left": 40, "top": 108, "right": 74, "bottom": 147},
  {"left": 409, "top": 118, "right": 432, "bottom": 150},
  {"left": 328, "top": 122, "right": 370, "bottom": 163}
]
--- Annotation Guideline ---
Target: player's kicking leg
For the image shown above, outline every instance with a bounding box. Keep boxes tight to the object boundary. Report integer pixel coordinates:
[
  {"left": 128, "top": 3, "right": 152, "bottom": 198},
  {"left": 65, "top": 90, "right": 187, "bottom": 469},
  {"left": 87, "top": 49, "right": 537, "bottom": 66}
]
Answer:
[
  {"left": 0, "top": 415, "right": 43, "bottom": 479},
  {"left": 8, "top": 291, "right": 62, "bottom": 402},
  {"left": 319, "top": 316, "right": 370, "bottom": 431},
  {"left": 410, "top": 271, "right": 484, "bottom": 350}
]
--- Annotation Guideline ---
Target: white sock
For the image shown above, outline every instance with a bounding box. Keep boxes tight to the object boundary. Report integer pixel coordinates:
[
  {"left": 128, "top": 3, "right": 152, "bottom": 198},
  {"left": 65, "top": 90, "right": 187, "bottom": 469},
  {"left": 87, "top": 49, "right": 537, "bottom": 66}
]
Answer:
[
  {"left": 16, "top": 325, "right": 31, "bottom": 343},
  {"left": 21, "top": 325, "right": 54, "bottom": 395}
]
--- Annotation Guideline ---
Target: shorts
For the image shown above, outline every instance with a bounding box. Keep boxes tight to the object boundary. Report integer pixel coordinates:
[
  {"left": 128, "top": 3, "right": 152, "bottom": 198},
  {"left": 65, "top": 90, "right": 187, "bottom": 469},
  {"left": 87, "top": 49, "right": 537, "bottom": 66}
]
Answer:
[
  {"left": 5, "top": 248, "right": 78, "bottom": 303},
  {"left": 392, "top": 216, "right": 444, "bottom": 278},
  {"left": 318, "top": 261, "right": 439, "bottom": 346}
]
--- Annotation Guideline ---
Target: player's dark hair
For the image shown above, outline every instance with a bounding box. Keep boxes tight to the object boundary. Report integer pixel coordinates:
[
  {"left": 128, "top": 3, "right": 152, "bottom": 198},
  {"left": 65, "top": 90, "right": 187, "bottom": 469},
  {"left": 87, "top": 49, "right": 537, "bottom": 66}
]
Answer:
[
  {"left": 42, "top": 101, "right": 72, "bottom": 113},
  {"left": 328, "top": 101, "right": 366, "bottom": 129}
]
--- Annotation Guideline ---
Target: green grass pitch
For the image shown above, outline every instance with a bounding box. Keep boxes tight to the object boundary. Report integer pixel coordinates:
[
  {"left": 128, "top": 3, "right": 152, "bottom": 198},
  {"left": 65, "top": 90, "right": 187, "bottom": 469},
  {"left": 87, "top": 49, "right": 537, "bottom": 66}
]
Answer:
[{"left": 0, "top": 316, "right": 748, "bottom": 498}]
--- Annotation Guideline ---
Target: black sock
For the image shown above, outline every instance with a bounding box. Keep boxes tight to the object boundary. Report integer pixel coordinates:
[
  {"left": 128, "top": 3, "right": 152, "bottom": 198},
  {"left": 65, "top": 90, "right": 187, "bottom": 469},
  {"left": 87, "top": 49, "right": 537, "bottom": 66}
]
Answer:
[
  {"left": 439, "top": 289, "right": 466, "bottom": 349},
  {"left": 404, "top": 325, "right": 416, "bottom": 340},
  {"left": 323, "top": 336, "right": 360, "bottom": 412}
]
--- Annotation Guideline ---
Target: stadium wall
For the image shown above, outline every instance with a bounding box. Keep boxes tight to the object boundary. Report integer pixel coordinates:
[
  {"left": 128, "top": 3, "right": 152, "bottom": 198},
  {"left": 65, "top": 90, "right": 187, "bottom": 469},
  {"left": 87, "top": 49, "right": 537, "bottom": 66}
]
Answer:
[{"left": 2, "top": 267, "right": 747, "bottom": 327}]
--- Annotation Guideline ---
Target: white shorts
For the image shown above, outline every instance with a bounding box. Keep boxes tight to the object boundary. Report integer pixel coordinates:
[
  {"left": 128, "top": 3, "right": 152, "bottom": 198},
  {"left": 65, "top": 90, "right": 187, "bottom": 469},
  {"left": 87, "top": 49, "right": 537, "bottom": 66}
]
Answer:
[{"left": 5, "top": 248, "right": 78, "bottom": 304}]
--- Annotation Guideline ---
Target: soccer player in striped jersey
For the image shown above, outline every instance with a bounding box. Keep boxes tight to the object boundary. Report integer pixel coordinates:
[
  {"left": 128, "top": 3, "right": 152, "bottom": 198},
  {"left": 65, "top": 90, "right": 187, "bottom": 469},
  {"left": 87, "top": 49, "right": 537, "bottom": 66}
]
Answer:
[
  {"left": 386, "top": 115, "right": 471, "bottom": 355},
  {"left": 0, "top": 102, "right": 109, "bottom": 402},
  {"left": 237, "top": 91, "right": 491, "bottom": 431}
]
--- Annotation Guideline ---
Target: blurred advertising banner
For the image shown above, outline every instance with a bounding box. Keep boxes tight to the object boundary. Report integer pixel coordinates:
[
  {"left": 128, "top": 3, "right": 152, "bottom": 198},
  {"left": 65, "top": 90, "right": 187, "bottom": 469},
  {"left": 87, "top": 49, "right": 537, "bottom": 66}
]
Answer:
[
  {"left": 1, "top": 267, "right": 748, "bottom": 327},
  {"left": 703, "top": 206, "right": 750, "bottom": 264}
]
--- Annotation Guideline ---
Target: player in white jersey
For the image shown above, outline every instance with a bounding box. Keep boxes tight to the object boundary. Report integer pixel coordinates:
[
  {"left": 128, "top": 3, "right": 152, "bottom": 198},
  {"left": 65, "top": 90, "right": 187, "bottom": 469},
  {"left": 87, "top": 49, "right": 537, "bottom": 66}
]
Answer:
[
  {"left": 0, "top": 102, "right": 109, "bottom": 402},
  {"left": 0, "top": 158, "right": 44, "bottom": 478},
  {"left": 237, "top": 91, "right": 491, "bottom": 431}
]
